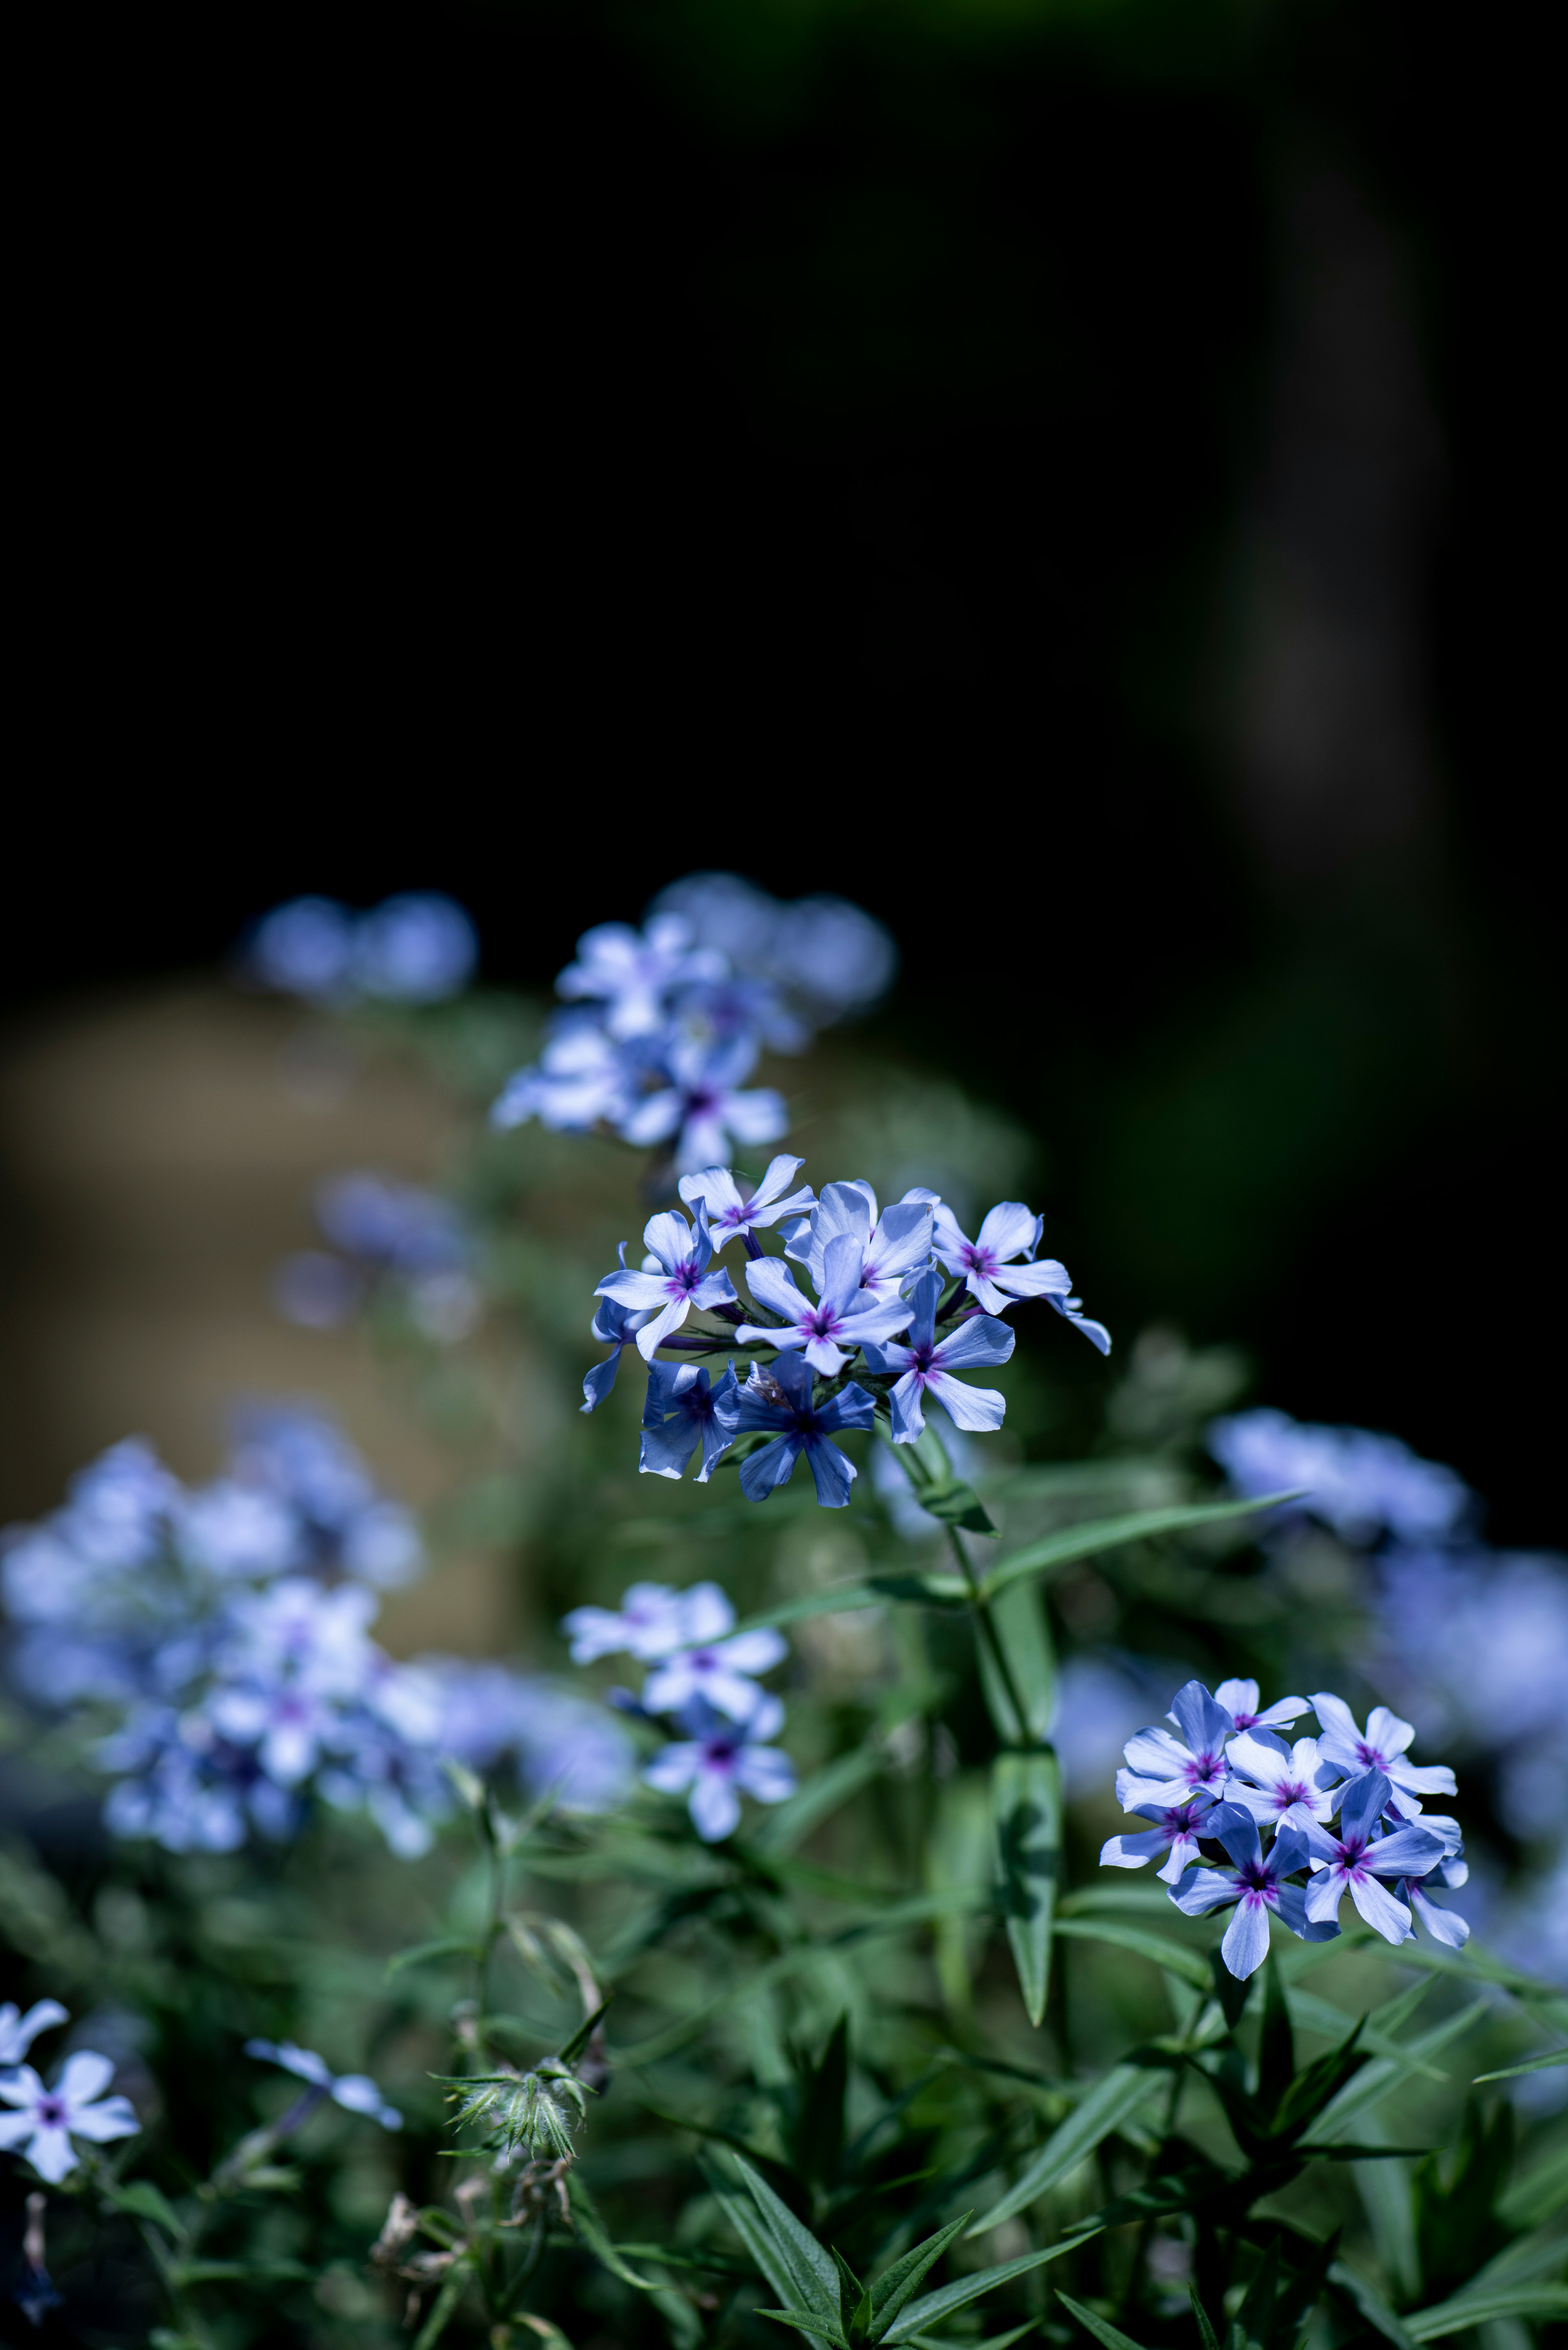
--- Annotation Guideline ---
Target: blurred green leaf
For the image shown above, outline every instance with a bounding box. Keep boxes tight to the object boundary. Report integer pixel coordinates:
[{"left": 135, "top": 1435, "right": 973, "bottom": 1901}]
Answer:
[
  {"left": 1053, "top": 1915, "right": 1210, "bottom": 1995},
  {"left": 1302, "top": 2001, "right": 1491, "bottom": 2147},
  {"left": 1404, "top": 2285, "right": 1568, "bottom": 2337},
  {"left": 384, "top": 1935, "right": 482, "bottom": 1979},
  {"left": 752, "top": 1743, "right": 885, "bottom": 1854},
  {"left": 566, "top": 2171, "right": 659, "bottom": 2289},
  {"left": 995, "top": 1749, "right": 1061, "bottom": 2025},
  {"left": 978, "top": 1491, "right": 1300, "bottom": 1601},
  {"left": 968, "top": 2067, "right": 1159, "bottom": 2233},
  {"left": 102, "top": 2178, "right": 187, "bottom": 2240},
  {"left": 1054, "top": 2291, "right": 1150, "bottom": 2350},
  {"left": 1474, "top": 2045, "right": 1568, "bottom": 2083},
  {"left": 885, "top": 2238, "right": 1097, "bottom": 2342},
  {"left": 976, "top": 1580, "right": 1055, "bottom": 1745}
]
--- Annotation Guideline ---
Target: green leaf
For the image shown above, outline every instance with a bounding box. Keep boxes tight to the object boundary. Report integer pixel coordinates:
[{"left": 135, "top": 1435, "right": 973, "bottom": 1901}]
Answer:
[
  {"left": 1300, "top": 1999, "right": 1491, "bottom": 2146},
  {"left": 978, "top": 1492, "right": 1300, "bottom": 1602},
  {"left": 1053, "top": 1917, "right": 1210, "bottom": 1996},
  {"left": 759, "top": 2311, "right": 850, "bottom": 2348},
  {"left": 557, "top": 1996, "right": 612, "bottom": 2068},
  {"left": 729, "top": 2154, "right": 841, "bottom": 2325},
  {"left": 1498, "top": 2141, "right": 1568, "bottom": 2232},
  {"left": 1285, "top": 1986, "right": 1448, "bottom": 2081},
  {"left": 896, "top": 2324, "right": 1037, "bottom": 2350},
  {"left": 1235, "top": 2238, "right": 1279, "bottom": 2347},
  {"left": 921, "top": 1480, "right": 998, "bottom": 1535},
  {"left": 795, "top": 2015, "right": 849, "bottom": 2189},
  {"left": 167, "top": 2258, "right": 314, "bottom": 2285},
  {"left": 1188, "top": 2286, "right": 1221, "bottom": 2350},
  {"left": 102, "top": 2179, "right": 187, "bottom": 2240},
  {"left": 1270, "top": 2017, "right": 1366, "bottom": 2141},
  {"left": 995, "top": 1750, "right": 1061, "bottom": 2027},
  {"left": 566, "top": 2172, "right": 659, "bottom": 2290},
  {"left": 976, "top": 1581, "right": 1056, "bottom": 1745},
  {"left": 833, "top": 2248, "right": 864, "bottom": 2335},
  {"left": 1258, "top": 1953, "right": 1294, "bottom": 2120},
  {"left": 383, "top": 1935, "right": 481, "bottom": 1980},
  {"left": 1054, "top": 2291, "right": 1151, "bottom": 2350},
  {"left": 885, "top": 2240, "right": 1097, "bottom": 2343},
  {"left": 1404, "top": 2286, "right": 1568, "bottom": 2338},
  {"left": 968, "top": 2068, "right": 1159, "bottom": 2234},
  {"left": 752, "top": 1745, "right": 884, "bottom": 1855},
  {"left": 411, "top": 2260, "right": 476, "bottom": 2350},
  {"left": 865, "top": 2214, "right": 973, "bottom": 2342},
  {"left": 1474, "top": 2044, "right": 1568, "bottom": 2082},
  {"left": 729, "top": 1575, "right": 966, "bottom": 1637},
  {"left": 1326, "top": 2261, "right": 1417, "bottom": 2350}
]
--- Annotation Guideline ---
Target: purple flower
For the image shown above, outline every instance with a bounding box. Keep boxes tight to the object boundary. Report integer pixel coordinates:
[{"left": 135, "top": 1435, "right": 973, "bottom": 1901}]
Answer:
[
  {"left": 0, "top": 2053, "right": 139, "bottom": 2183},
  {"left": 678, "top": 1156, "right": 815, "bottom": 1249},
  {"left": 783, "top": 1181, "right": 937, "bottom": 1304},
  {"left": 1400, "top": 1872, "right": 1472, "bottom": 1949},
  {"left": 244, "top": 2040, "right": 402, "bottom": 2129},
  {"left": 491, "top": 1016, "right": 636, "bottom": 1135},
  {"left": 732, "top": 1354, "right": 876, "bottom": 1509},
  {"left": 640, "top": 1361, "right": 742, "bottom": 1483},
  {"left": 351, "top": 894, "right": 477, "bottom": 1004},
  {"left": 594, "top": 1206, "right": 739, "bottom": 1361},
  {"left": 561, "top": 1581, "right": 732, "bottom": 1665},
  {"left": 1116, "top": 1679, "right": 1237, "bottom": 1808},
  {"left": 1207, "top": 1409, "right": 1470, "bottom": 1546},
  {"left": 1170, "top": 1806, "right": 1323, "bottom": 1979},
  {"left": 861, "top": 1266, "right": 1014, "bottom": 1441},
  {"left": 1213, "top": 1677, "right": 1309, "bottom": 1734},
  {"left": 0, "top": 2001, "right": 68, "bottom": 2072},
  {"left": 618, "top": 1035, "right": 788, "bottom": 1175},
  {"left": 738, "top": 1236, "right": 914, "bottom": 1378},
  {"left": 1302, "top": 1771, "right": 1446, "bottom": 1944},
  {"left": 931, "top": 1202, "right": 1071, "bottom": 1313},
  {"left": 642, "top": 1693, "right": 795, "bottom": 1841},
  {"left": 581, "top": 1249, "right": 655, "bottom": 1411},
  {"left": 1223, "top": 1731, "right": 1335, "bottom": 1834},
  {"left": 556, "top": 915, "right": 725, "bottom": 1042},
  {"left": 1309, "top": 1692, "right": 1458, "bottom": 1800},
  {"left": 642, "top": 1621, "right": 788, "bottom": 1718},
  {"left": 1100, "top": 1792, "right": 1217, "bottom": 1886}
]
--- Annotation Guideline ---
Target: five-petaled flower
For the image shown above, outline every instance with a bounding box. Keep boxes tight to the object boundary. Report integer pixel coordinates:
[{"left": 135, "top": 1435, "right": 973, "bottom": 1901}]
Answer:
[
  {"left": 556, "top": 915, "right": 725, "bottom": 1042},
  {"left": 862, "top": 1266, "right": 1015, "bottom": 1441},
  {"left": 595, "top": 1207, "right": 739, "bottom": 1362},
  {"left": 1302, "top": 1770, "right": 1446, "bottom": 1944},
  {"left": 737, "top": 1235, "right": 913, "bottom": 1377},
  {"left": 1224, "top": 1731, "right": 1336, "bottom": 1834},
  {"left": 0, "top": 2000, "right": 69, "bottom": 2072},
  {"left": 561, "top": 1581, "right": 731, "bottom": 1666},
  {"left": 1117, "top": 1679, "right": 1237, "bottom": 1809},
  {"left": 642, "top": 1693, "right": 795, "bottom": 1842},
  {"left": 1309, "top": 1694, "right": 1458, "bottom": 1800},
  {"left": 641, "top": 1620, "right": 788, "bottom": 1719},
  {"left": 0, "top": 2052, "right": 139, "bottom": 2183},
  {"left": 783, "top": 1181, "right": 937, "bottom": 1305},
  {"left": 732, "top": 1354, "right": 876, "bottom": 1509},
  {"left": 1214, "top": 1678, "right": 1309, "bottom": 1735},
  {"left": 581, "top": 1261, "right": 655, "bottom": 1413},
  {"left": 639, "top": 1361, "right": 742, "bottom": 1483},
  {"left": 1170, "top": 1806, "right": 1322, "bottom": 1978},
  {"left": 931, "top": 1202, "right": 1074, "bottom": 1316},
  {"left": 619, "top": 1036, "right": 788, "bottom": 1176},
  {"left": 1100, "top": 1792, "right": 1217, "bottom": 1885},
  {"left": 678, "top": 1157, "right": 815, "bottom": 1251}
]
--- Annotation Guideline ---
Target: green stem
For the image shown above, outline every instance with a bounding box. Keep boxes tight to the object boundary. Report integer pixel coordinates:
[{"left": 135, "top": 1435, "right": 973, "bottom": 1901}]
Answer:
[{"left": 947, "top": 1527, "right": 1040, "bottom": 1752}]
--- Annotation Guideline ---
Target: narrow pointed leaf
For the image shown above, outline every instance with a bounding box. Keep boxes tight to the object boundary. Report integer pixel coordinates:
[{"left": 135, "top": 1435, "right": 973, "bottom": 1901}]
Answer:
[
  {"left": 897, "top": 2323, "right": 1038, "bottom": 2350},
  {"left": 722, "top": 2196, "right": 809, "bottom": 2309},
  {"left": 1235, "top": 2238, "right": 1279, "bottom": 2346},
  {"left": 759, "top": 2312, "right": 850, "bottom": 2349},
  {"left": 752, "top": 1746, "right": 884, "bottom": 1854},
  {"left": 968, "top": 2069, "right": 1159, "bottom": 2235},
  {"left": 566, "top": 2173, "right": 658, "bottom": 2290},
  {"left": 976, "top": 1580, "right": 1055, "bottom": 1745},
  {"left": 979, "top": 1492, "right": 1302, "bottom": 1602},
  {"left": 1404, "top": 2286, "right": 1568, "bottom": 2338},
  {"left": 1270, "top": 2019, "right": 1365, "bottom": 2140},
  {"left": 1301, "top": 2000, "right": 1491, "bottom": 2146},
  {"left": 994, "top": 1750, "right": 1061, "bottom": 2027},
  {"left": 730, "top": 2155, "right": 841, "bottom": 2323},
  {"left": 885, "top": 2239, "right": 1099, "bottom": 2343},
  {"left": 1189, "top": 2287, "right": 1221, "bottom": 2350},
  {"left": 1055, "top": 2291, "right": 1151, "bottom": 2350},
  {"left": 1327, "top": 2261, "right": 1417, "bottom": 2350},
  {"left": 795, "top": 2014, "right": 849, "bottom": 2188},
  {"left": 832, "top": 2248, "right": 863, "bottom": 2336},
  {"left": 865, "top": 2213, "right": 972, "bottom": 2340},
  {"left": 1053, "top": 1918, "right": 1210, "bottom": 1995},
  {"left": 1258, "top": 1956, "right": 1294, "bottom": 2120},
  {"left": 557, "top": 1997, "right": 613, "bottom": 2068},
  {"left": 1474, "top": 2045, "right": 1568, "bottom": 2082}
]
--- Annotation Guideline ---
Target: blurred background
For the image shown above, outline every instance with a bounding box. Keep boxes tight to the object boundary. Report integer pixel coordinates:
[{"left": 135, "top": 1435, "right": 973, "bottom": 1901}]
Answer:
[{"left": 4, "top": 0, "right": 1556, "bottom": 1540}]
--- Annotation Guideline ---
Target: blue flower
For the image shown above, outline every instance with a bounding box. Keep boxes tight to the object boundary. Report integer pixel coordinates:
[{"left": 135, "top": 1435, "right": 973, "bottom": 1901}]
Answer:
[
  {"left": 556, "top": 914, "right": 726, "bottom": 1042},
  {"left": 1099, "top": 1793, "right": 1217, "bottom": 1886},
  {"left": 581, "top": 1248, "right": 655, "bottom": 1411},
  {"left": 244, "top": 2040, "right": 402, "bottom": 2130},
  {"left": 350, "top": 894, "right": 477, "bottom": 1003},
  {"left": 595, "top": 1207, "right": 739, "bottom": 1361},
  {"left": 640, "top": 1361, "right": 742, "bottom": 1483},
  {"left": 641, "top": 1620, "right": 788, "bottom": 1719},
  {"left": 245, "top": 897, "right": 358, "bottom": 1001},
  {"left": 618, "top": 1035, "right": 788, "bottom": 1175},
  {"left": 642, "top": 1692, "right": 795, "bottom": 1841},
  {"left": 780, "top": 1180, "right": 937, "bottom": 1300},
  {"left": 491, "top": 1015, "right": 638, "bottom": 1135},
  {"left": 678, "top": 1156, "right": 815, "bottom": 1250},
  {"left": 561, "top": 1581, "right": 730, "bottom": 1664},
  {"left": 731, "top": 1354, "right": 876, "bottom": 1509},
  {"left": 1309, "top": 1692, "right": 1458, "bottom": 1800},
  {"left": 1212, "top": 1677, "right": 1309, "bottom": 1735},
  {"left": 862, "top": 1266, "right": 1015, "bottom": 1441},
  {"left": 0, "top": 2001, "right": 69, "bottom": 2073},
  {"left": 931, "top": 1202, "right": 1110, "bottom": 1352},
  {"left": 0, "top": 2052, "right": 139, "bottom": 2183},
  {"left": 1223, "top": 1731, "right": 1336, "bottom": 1834},
  {"left": 1115, "top": 1679, "right": 1237, "bottom": 1809},
  {"left": 1169, "top": 1806, "right": 1326, "bottom": 1978},
  {"left": 1302, "top": 1770, "right": 1447, "bottom": 1944},
  {"left": 1206, "top": 1408, "right": 1470, "bottom": 1546},
  {"left": 737, "top": 1236, "right": 914, "bottom": 1378}
]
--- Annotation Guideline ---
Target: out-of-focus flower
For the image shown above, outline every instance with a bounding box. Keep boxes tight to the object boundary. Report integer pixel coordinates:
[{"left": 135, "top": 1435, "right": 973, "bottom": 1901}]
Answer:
[
  {"left": 1309, "top": 1693, "right": 1457, "bottom": 1800},
  {"left": 678, "top": 1156, "right": 815, "bottom": 1249},
  {"left": 618, "top": 1034, "right": 788, "bottom": 1175},
  {"left": 595, "top": 1207, "right": 739, "bottom": 1361},
  {"left": 862, "top": 1266, "right": 1014, "bottom": 1442},
  {"left": 1100, "top": 1794, "right": 1216, "bottom": 1886},
  {"left": 1170, "top": 1809, "right": 1320, "bottom": 1978},
  {"left": 315, "top": 1173, "right": 467, "bottom": 1274},
  {"left": 244, "top": 2040, "right": 402, "bottom": 2129},
  {"left": 0, "top": 2002, "right": 69, "bottom": 2072},
  {"left": 491, "top": 1016, "right": 636, "bottom": 1135},
  {"left": 649, "top": 875, "right": 897, "bottom": 1025},
  {"left": 1223, "top": 1732, "right": 1335, "bottom": 1834},
  {"left": 1302, "top": 1772, "right": 1445, "bottom": 1942},
  {"left": 244, "top": 893, "right": 476, "bottom": 1004},
  {"left": 640, "top": 1361, "right": 742, "bottom": 1483},
  {"left": 643, "top": 1692, "right": 795, "bottom": 1841},
  {"left": 732, "top": 1355, "right": 876, "bottom": 1509},
  {"left": 272, "top": 1251, "right": 364, "bottom": 1329},
  {"left": 228, "top": 1406, "right": 425, "bottom": 1588},
  {"left": 1207, "top": 1408, "right": 1470, "bottom": 1546},
  {"left": 557, "top": 915, "right": 726, "bottom": 1042},
  {"left": 0, "top": 2053, "right": 139, "bottom": 2183},
  {"left": 738, "top": 1235, "right": 914, "bottom": 1378},
  {"left": 425, "top": 1665, "right": 636, "bottom": 1813},
  {"left": 641, "top": 1622, "right": 788, "bottom": 1719},
  {"left": 560, "top": 1581, "right": 732, "bottom": 1666}
]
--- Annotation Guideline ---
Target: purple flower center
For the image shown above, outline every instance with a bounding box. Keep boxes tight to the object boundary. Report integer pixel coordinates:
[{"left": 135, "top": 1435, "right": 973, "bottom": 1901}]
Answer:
[
  {"left": 38, "top": 2096, "right": 66, "bottom": 2126},
  {"left": 1354, "top": 1738, "right": 1392, "bottom": 1771},
  {"left": 1184, "top": 1748, "right": 1225, "bottom": 1787},
  {"left": 702, "top": 1737, "right": 739, "bottom": 1769},
  {"left": 685, "top": 1087, "right": 720, "bottom": 1118},
  {"left": 667, "top": 1258, "right": 701, "bottom": 1297},
  {"left": 805, "top": 1306, "right": 843, "bottom": 1339},
  {"left": 1236, "top": 1861, "right": 1278, "bottom": 1898},
  {"left": 1272, "top": 1779, "right": 1311, "bottom": 1812},
  {"left": 963, "top": 1244, "right": 999, "bottom": 1276}
]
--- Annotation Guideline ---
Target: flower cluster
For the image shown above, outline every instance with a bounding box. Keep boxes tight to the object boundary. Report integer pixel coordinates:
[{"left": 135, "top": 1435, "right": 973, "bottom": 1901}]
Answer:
[
  {"left": 244, "top": 892, "right": 478, "bottom": 1005},
  {"left": 1, "top": 1411, "right": 631, "bottom": 1858},
  {"left": 582, "top": 1163, "right": 1109, "bottom": 1508},
  {"left": 1208, "top": 1407, "right": 1471, "bottom": 1547},
  {"left": 273, "top": 1169, "right": 481, "bottom": 1342},
  {"left": 1102, "top": 1677, "right": 1469, "bottom": 1977},
  {"left": 489, "top": 877, "right": 896, "bottom": 1175},
  {"left": 563, "top": 1581, "right": 794, "bottom": 1841},
  {"left": 0, "top": 2000, "right": 138, "bottom": 2186}
]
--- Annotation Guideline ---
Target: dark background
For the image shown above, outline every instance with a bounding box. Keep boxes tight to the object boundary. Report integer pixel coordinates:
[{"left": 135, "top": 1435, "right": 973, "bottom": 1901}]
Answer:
[{"left": 8, "top": 0, "right": 1556, "bottom": 1536}]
